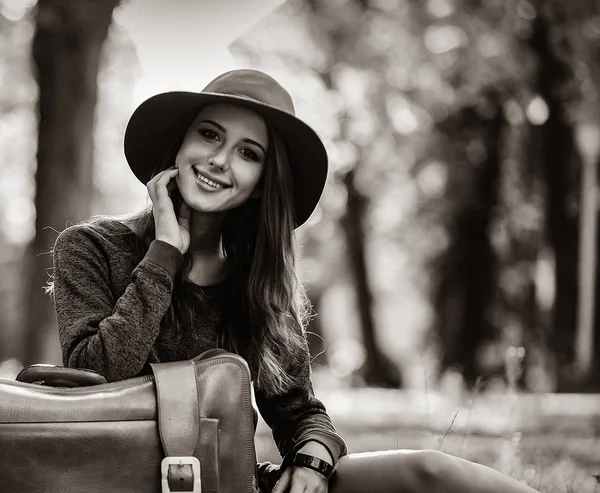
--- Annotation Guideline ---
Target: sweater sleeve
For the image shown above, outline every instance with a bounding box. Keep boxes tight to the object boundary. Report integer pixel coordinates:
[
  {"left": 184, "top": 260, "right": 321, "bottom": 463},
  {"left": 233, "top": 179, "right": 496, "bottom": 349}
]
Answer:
[
  {"left": 52, "top": 225, "right": 183, "bottom": 382},
  {"left": 254, "top": 335, "right": 348, "bottom": 466}
]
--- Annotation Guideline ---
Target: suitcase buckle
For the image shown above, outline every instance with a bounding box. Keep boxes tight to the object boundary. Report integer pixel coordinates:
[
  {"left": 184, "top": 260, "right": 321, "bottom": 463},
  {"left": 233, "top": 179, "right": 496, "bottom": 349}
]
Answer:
[{"left": 161, "top": 456, "right": 202, "bottom": 492}]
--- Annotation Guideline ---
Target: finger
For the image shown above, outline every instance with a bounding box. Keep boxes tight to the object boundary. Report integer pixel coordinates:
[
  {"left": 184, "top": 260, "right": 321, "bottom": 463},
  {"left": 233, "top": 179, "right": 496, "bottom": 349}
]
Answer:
[
  {"left": 147, "top": 167, "right": 175, "bottom": 204},
  {"left": 147, "top": 166, "right": 175, "bottom": 186},
  {"left": 147, "top": 180, "right": 157, "bottom": 206},
  {"left": 155, "top": 169, "right": 179, "bottom": 203},
  {"left": 156, "top": 169, "right": 178, "bottom": 189},
  {"left": 155, "top": 168, "right": 178, "bottom": 188},
  {"left": 166, "top": 176, "right": 178, "bottom": 191},
  {"left": 149, "top": 167, "right": 177, "bottom": 189},
  {"left": 272, "top": 468, "right": 292, "bottom": 493}
]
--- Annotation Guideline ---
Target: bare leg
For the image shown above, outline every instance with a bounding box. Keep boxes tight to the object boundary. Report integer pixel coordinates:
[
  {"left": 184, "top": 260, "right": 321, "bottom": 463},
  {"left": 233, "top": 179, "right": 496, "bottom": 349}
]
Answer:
[{"left": 330, "top": 450, "right": 539, "bottom": 493}]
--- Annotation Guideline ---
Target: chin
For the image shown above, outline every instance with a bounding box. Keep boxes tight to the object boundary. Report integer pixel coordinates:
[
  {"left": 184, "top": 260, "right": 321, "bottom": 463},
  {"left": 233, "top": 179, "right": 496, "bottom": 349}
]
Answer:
[
  {"left": 187, "top": 199, "right": 221, "bottom": 214},
  {"left": 186, "top": 195, "right": 231, "bottom": 215}
]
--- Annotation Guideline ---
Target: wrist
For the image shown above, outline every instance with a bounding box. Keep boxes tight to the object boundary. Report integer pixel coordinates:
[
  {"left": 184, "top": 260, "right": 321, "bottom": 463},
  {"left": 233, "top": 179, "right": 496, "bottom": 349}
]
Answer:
[
  {"left": 146, "top": 239, "right": 185, "bottom": 275},
  {"left": 155, "top": 236, "right": 182, "bottom": 253},
  {"left": 297, "top": 440, "right": 333, "bottom": 466},
  {"left": 283, "top": 452, "right": 336, "bottom": 481}
]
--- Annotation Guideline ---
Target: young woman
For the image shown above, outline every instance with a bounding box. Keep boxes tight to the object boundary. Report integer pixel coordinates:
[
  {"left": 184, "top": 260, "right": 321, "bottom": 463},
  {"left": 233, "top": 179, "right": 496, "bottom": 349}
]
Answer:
[{"left": 48, "top": 69, "right": 538, "bottom": 493}]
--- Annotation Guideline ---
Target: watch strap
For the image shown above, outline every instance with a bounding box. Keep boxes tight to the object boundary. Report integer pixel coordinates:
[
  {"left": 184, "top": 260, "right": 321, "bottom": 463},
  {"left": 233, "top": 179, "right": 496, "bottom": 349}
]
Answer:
[{"left": 285, "top": 452, "right": 336, "bottom": 480}]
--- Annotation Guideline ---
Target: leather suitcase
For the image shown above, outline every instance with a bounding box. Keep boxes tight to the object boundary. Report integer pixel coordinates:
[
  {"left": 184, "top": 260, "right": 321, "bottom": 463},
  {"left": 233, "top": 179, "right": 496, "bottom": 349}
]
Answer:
[{"left": 0, "top": 350, "right": 257, "bottom": 493}]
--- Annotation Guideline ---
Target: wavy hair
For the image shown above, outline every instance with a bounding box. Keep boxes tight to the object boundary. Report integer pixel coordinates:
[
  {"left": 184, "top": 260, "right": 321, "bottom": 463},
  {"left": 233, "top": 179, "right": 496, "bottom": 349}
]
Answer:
[{"left": 48, "top": 112, "right": 312, "bottom": 396}]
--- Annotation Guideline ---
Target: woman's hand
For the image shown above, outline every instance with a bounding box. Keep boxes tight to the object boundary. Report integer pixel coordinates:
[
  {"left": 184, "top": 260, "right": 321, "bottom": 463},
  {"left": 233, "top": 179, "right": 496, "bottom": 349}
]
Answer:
[
  {"left": 273, "top": 441, "right": 332, "bottom": 493},
  {"left": 147, "top": 167, "right": 191, "bottom": 254},
  {"left": 272, "top": 466, "right": 328, "bottom": 493}
]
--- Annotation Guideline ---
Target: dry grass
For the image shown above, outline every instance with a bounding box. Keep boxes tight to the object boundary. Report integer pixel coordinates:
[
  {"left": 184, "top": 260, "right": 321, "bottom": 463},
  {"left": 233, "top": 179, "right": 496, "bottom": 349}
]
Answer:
[{"left": 255, "top": 388, "right": 600, "bottom": 493}]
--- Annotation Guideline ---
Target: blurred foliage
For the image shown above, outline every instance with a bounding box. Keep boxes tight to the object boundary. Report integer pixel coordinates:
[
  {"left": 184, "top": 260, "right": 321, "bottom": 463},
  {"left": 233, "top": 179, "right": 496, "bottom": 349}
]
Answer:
[
  {"left": 231, "top": 0, "right": 600, "bottom": 391},
  {"left": 0, "top": 1, "right": 38, "bottom": 359}
]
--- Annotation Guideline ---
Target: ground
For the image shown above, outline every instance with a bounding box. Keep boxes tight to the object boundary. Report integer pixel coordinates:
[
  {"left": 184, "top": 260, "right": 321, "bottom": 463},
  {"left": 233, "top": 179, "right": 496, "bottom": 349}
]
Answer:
[{"left": 255, "top": 388, "right": 600, "bottom": 493}]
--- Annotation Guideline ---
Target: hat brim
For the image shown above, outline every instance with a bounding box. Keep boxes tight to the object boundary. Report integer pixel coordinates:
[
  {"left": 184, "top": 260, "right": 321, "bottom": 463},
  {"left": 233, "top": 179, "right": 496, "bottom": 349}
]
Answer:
[{"left": 124, "top": 92, "right": 328, "bottom": 227}]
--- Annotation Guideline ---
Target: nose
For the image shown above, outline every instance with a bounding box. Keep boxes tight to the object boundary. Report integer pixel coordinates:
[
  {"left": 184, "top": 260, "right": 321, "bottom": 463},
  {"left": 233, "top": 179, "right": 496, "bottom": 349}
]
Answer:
[{"left": 208, "top": 147, "right": 230, "bottom": 172}]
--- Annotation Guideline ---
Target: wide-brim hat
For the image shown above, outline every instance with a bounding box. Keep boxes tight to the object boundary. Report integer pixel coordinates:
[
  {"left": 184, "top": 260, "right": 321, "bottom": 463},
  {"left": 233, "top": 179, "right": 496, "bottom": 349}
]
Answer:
[{"left": 124, "top": 69, "right": 328, "bottom": 227}]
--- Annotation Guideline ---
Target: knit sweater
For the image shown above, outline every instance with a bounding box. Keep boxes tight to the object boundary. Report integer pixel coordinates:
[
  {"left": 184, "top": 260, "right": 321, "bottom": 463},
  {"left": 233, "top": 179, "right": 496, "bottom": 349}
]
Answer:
[{"left": 50, "top": 218, "right": 347, "bottom": 465}]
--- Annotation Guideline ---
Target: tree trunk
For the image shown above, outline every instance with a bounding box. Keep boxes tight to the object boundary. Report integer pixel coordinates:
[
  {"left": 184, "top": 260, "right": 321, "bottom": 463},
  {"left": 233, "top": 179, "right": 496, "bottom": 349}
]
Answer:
[
  {"left": 592, "top": 244, "right": 600, "bottom": 389},
  {"left": 528, "top": 14, "right": 581, "bottom": 391},
  {"left": 341, "top": 168, "right": 402, "bottom": 388},
  {"left": 434, "top": 97, "right": 503, "bottom": 388},
  {"left": 21, "top": 0, "right": 119, "bottom": 365},
  {"left": 301, "top": 0, "right": 403, "bottom": 387},
  {"left": 500, "top": 123, "right": 544, "bottom": 391}
]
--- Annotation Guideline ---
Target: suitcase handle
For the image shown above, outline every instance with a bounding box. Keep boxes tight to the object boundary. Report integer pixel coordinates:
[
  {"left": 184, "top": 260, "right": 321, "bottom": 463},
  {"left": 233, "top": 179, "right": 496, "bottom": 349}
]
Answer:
[{"left": 16, "top": 364, "right": 108, "bottom": 387}]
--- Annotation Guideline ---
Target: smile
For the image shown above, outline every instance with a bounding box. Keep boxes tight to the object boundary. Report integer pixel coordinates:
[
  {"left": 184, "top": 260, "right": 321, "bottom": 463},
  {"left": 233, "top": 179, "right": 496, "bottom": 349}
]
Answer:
[{"left": 193, "top": 169, "right": 228, "bottom": 190}]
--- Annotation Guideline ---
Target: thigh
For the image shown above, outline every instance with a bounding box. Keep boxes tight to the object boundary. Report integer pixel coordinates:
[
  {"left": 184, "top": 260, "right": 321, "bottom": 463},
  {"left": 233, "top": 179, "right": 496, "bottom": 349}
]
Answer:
[
  {"left": 256, "top": 450, "right": 433, "bottom": 493},
  {"left": 331, "top": 450, "right": 433, "bottom": 493}
]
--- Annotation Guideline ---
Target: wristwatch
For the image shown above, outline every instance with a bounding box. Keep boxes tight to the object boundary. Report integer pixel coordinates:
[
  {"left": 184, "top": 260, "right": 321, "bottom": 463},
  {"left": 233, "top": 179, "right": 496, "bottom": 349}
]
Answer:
[{"left": 285, "top": 452, "right": 336, "bottom": 480}]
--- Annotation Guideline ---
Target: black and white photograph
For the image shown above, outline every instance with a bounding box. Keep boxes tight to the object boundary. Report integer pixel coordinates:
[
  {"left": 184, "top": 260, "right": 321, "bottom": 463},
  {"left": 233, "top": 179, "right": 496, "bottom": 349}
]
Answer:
[{"left": 0, "top": 0, "right": 599, "bottom": 492}]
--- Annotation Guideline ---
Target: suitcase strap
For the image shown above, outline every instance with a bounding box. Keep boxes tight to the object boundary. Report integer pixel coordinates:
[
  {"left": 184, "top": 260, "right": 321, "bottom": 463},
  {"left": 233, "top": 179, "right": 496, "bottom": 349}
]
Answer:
[{"left": 151, "top": 361, "right": 201, "bottom": 493}]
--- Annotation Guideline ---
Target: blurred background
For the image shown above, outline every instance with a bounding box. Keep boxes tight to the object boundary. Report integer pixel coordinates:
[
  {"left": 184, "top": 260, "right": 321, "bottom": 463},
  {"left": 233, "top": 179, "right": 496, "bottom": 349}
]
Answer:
[{"left": 0, "top": 0, "right": 599, "bottom": 490}]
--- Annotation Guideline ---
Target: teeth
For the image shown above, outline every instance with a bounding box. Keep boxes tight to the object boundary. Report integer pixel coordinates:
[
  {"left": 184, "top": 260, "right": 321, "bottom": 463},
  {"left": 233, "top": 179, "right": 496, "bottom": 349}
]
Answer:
[{"left": 194, "top": 170, "right": 222, "bottom": 189}]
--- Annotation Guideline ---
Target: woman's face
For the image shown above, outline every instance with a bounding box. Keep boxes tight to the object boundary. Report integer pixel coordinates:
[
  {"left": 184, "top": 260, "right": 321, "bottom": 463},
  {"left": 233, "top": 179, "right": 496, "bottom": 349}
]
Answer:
[{"left": 175, "top": 103, "right": 268, "bottom": 215}]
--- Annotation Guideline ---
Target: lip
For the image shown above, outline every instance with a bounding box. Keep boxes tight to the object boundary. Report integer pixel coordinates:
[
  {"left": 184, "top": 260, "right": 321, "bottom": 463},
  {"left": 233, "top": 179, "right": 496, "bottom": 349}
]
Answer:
[{"left": 192, "top": 167, "right": 231, "bottom": 188}]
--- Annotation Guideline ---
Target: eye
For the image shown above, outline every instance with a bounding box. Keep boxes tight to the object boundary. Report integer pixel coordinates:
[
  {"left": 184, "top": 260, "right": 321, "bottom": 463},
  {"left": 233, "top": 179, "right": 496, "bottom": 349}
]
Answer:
[
  {"left": 198, "top": 129, "right": 219, "bottom": 141},
  {"left": 240, "top": 148, "right": 260, "bottom": 161}
]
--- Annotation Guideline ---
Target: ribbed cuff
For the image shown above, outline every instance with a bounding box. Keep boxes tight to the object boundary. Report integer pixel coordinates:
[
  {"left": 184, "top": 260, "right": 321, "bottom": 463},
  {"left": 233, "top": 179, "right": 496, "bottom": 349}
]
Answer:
[
  {"left": 292, "top": 431, "right": 348, "bottom": 467},
  {"left": 144, "top": 239, "right": 184, "bottom": 277}
]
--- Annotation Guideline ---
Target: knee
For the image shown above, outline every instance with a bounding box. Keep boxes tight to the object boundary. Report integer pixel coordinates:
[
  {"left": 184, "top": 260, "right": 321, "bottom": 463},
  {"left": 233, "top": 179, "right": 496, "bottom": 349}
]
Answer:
[{"left": 411, "top": 450, "right": 453, "bottom": 493}]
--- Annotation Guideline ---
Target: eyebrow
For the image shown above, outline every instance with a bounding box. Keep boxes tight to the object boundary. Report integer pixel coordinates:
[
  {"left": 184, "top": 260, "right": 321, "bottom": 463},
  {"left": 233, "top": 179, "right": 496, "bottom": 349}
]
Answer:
[{"left": 202, "top": 119, "right": 267, "bottom": 155}]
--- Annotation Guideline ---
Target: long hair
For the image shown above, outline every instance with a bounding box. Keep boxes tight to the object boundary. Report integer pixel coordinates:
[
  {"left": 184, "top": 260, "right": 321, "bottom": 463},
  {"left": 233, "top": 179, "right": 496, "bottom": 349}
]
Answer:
[
  {"left": 219, "top": 126, "right": 311, "bottom": 395},
  {"left": 47, "top": 113, "right": 312, "bottom": 396}
]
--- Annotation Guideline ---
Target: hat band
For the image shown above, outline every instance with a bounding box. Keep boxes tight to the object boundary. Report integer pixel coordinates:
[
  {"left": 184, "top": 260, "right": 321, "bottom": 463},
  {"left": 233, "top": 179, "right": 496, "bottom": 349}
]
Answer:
[
  {"left": 208, "top": 92, "right": 261, "bottom": 103},
  {"left": 203, "top": 91, "right": 295, "bottom": 115}
]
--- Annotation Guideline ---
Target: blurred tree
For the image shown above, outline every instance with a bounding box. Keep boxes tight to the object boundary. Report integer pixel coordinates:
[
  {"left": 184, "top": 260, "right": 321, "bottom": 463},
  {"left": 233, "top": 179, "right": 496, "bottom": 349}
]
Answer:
[
  {"left": 400, "top": 0, "right": 535, "bottom": 388},
  {"left": 341, "top": 165, "right": 402, "bottom": 387},
  {"left": 431, "top": 91, "right": 504, "bottom": 387},
  {"left": 494, "top": 117, "right": 547, "bottom": 392},
  {"left": 0, "top": 8, "right": 38, "bottom": 362},
  {"left": 303, "top": 0, "right": 402, "bottom": 387},
  {"left": 22, "top": 0, "right": 119, "bottom": 364},
  {"left": 526, "top": 10, "right": 581, "bottom": 391},
  {"left": 539, "top": 0, "right": 600, "bottom": 390}
]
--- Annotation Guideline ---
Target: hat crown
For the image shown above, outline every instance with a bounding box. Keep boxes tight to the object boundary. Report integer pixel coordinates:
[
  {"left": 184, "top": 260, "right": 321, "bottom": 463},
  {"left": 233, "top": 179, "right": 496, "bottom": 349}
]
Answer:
[{"left": 202, "top": 69, "right": 296, "bottom": 116}]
